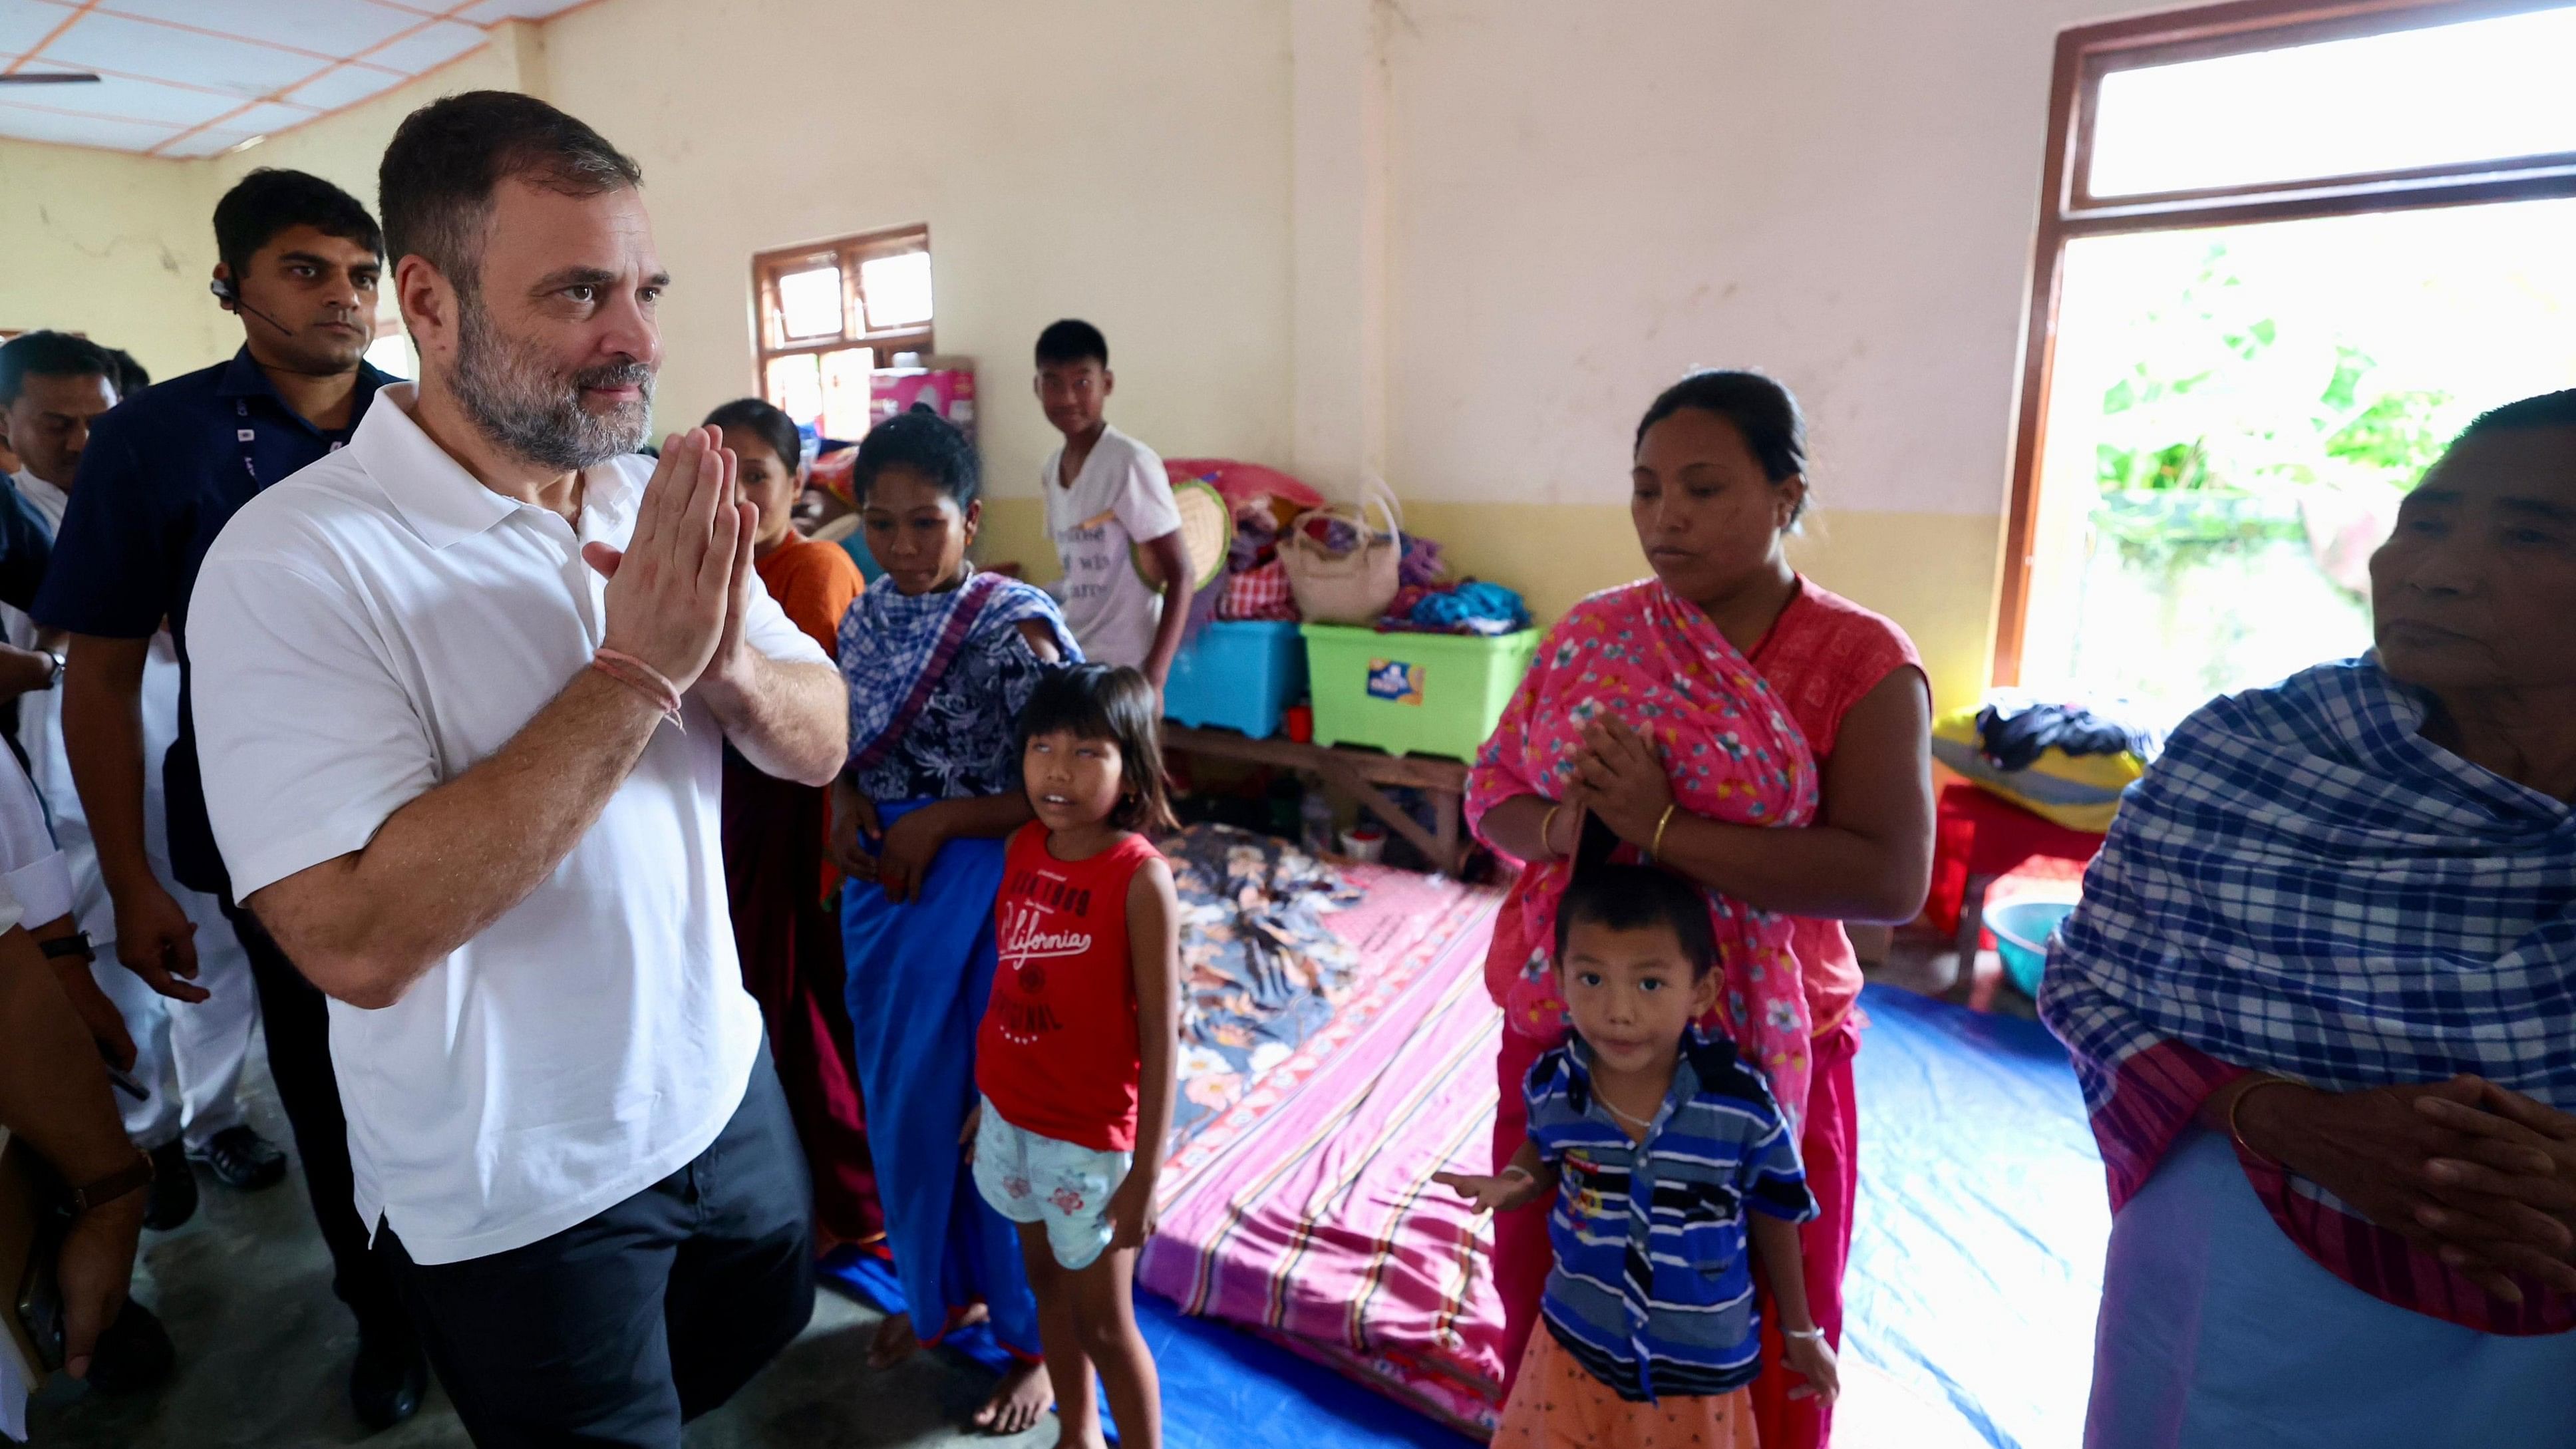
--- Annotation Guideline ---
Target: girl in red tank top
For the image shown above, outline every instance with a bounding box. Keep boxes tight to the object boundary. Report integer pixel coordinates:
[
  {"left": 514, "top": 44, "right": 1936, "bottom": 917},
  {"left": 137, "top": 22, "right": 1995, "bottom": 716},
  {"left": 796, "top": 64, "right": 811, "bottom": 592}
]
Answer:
[{"left": 970, "top": 663, "right": 1181, "bottom": 1449}]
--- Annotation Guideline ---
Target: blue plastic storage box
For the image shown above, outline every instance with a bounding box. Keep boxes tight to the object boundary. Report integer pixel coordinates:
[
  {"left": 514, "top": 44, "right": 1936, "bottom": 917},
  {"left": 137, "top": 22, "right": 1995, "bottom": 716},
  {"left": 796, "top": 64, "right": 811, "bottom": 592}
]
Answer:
[{"left": 1162, "top": 621, "right": 1309, "bottom": 738}]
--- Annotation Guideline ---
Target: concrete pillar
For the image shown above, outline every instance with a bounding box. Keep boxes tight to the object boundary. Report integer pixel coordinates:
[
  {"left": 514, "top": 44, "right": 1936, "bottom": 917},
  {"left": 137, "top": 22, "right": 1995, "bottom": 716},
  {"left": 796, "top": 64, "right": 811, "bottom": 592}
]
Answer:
[{"left": 1289, "top": 0, "right": 1389, "bottom": 498}]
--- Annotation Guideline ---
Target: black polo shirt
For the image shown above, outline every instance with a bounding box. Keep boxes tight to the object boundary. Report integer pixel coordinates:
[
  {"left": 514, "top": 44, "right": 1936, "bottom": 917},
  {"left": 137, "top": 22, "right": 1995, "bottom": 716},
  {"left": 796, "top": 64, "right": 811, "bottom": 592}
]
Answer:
[
  {"left": 0, "top": 483, "right": 51, "bottom": 614},
  {"left": 34, "top": 347, "right": 393, "bottom": 897},
  {"left": 0, "top": 482, "right": 56, "bottom": 764}
]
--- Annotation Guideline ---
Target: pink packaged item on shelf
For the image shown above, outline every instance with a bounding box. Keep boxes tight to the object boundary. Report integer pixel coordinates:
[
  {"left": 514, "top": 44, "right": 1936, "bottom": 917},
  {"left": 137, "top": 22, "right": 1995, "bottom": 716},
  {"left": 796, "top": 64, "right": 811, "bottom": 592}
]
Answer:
[{"left": 870, "top": 362, "right": 977, "bottom": 444}]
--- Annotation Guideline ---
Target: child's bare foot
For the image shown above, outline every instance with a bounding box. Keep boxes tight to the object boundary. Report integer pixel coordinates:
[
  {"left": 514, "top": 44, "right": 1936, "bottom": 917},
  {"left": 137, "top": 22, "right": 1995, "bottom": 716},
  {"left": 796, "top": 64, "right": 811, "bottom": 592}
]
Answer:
[
  {"left": 1049, "top": 1425, "right": 1110, "bottom": 1449},
  {"left": 867, "top": 1311, "right": 920, "bottom": 1369},
  {"left": 971, "top": 1357, "right": 1053, "bottom": 1436}
]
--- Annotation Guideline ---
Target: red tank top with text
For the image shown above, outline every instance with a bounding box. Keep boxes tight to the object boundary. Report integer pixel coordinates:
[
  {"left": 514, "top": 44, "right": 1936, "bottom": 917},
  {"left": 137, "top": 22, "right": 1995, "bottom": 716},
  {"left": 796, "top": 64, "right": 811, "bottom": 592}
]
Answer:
[{"left": 975, "top": 823, "right": 1161, "bottom": 1152}]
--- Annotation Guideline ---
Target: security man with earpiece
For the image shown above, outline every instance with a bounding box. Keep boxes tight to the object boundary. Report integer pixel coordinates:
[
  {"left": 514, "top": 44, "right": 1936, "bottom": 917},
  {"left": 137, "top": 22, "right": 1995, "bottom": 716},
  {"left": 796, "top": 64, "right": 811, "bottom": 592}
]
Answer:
[{"left": 31, "top": 168, "right": 428, "bottom": 1431}]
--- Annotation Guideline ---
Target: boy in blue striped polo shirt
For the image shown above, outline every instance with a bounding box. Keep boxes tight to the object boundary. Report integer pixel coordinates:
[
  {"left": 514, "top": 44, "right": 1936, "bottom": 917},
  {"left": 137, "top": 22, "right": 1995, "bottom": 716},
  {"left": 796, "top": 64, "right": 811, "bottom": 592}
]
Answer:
[{"left": 1438, "top": 864, "right": 1837, "bottom": 1446}]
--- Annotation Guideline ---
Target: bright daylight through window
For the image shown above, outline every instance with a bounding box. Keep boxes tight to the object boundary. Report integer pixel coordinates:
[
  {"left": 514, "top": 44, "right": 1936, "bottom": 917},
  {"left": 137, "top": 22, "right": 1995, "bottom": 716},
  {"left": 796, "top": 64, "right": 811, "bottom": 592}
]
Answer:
[
  {"left": 2005, "top": 1, "right": 2576, "bottom": 724},
  {"left": 753, "top": 226, "right": 933, "bottom": 440}
]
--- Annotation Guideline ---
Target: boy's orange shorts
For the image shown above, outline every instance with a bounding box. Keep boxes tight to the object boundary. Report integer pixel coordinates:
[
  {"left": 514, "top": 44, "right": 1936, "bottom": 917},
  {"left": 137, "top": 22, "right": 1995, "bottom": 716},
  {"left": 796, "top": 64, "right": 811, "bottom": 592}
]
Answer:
[{"left": 1492, "top": 1328, "right": 1758, "bottom": 1449}]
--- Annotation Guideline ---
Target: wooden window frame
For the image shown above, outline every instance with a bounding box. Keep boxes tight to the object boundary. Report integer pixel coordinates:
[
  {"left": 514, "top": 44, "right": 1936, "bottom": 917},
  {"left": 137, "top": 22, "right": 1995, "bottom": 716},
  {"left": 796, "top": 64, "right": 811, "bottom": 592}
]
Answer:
[
  {"left": 1991, "top": 0, "right": 2576, "bottom": 684},
  {"left": 750, "top": 225, "right": 934, "bottom": 424}
]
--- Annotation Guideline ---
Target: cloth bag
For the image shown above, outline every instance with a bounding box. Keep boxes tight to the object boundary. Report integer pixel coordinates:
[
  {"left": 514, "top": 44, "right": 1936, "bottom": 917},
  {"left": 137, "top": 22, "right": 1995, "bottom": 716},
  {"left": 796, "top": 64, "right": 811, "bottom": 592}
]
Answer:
[
  {"left": 1279, "top": 479, "right": 1402, "bottom": 625},
  {"left": 1219, "top": 559, "right": 1299, "bottom": 621}
]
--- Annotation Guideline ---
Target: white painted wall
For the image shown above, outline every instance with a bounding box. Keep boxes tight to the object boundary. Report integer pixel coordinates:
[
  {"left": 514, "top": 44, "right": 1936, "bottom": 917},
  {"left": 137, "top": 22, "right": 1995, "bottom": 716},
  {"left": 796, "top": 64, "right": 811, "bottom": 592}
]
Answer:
[
  {"left": 0, "top": 0, "right": 2148, "bottom": 519},
  {"left": 1380, "top": 0, "right": 2133, "bottom": 518},
  {"left": 0, "top": 0, "right": 2166, "bottom": 699},
  {"left": 0, "top": 40, "right": 532, "bottom": 385},
  {"left": 542, "top": 0, "right": 1298, "bottom": 508},
  {"left": 0, "top": 142, "right": 222, "bottom": 382}
]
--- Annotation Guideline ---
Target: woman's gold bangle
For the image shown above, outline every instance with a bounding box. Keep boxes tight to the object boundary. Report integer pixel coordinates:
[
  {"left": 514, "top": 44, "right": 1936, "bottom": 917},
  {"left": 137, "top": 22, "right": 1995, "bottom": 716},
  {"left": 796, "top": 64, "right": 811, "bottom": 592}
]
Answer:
[
  {"left": 1650, "top": 804, "right": 1678, "bottom": 862},
  {"left": 2226, "top": 1075, "right": 2300, "bottom": 1166},
  {"left": 1540, "top": 803, "right": 1563, "bottom": 860}
]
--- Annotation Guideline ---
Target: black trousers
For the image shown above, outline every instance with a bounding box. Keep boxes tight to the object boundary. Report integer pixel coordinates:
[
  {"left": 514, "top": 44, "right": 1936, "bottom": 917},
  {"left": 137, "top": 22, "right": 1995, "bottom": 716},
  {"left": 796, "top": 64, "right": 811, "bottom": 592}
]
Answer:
[
  {"left": 226, "top": 901, "right": 410, "bottom": 1337},
  {"left": 377, "top": 1046, "right": 816, "bottom": 1448}
]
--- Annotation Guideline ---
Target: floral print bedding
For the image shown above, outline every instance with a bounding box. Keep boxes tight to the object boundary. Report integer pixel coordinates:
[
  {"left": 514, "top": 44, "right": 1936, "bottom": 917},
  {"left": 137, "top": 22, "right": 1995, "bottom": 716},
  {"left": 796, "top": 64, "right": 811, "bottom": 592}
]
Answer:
[{"left": 1158, "top": 824, "right": 1364, "bottom": 1149}]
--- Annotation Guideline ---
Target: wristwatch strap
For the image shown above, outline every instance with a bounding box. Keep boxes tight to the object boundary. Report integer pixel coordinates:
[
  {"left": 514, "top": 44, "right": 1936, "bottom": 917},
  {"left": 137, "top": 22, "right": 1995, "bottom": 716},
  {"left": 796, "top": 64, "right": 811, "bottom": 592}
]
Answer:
[
  {"left": 39, "top": 930, "right": 94, "bottom": 961},
  {"left": 69, "top": 1153, "right": 155, "bottom": 1215}
]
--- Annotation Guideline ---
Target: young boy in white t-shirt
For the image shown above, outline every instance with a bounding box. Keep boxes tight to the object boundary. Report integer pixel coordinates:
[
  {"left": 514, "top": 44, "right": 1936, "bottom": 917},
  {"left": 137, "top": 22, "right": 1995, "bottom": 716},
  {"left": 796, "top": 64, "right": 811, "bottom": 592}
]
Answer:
[{"left": 1035, "top": 320, "right": 1191, "bottom": 687}]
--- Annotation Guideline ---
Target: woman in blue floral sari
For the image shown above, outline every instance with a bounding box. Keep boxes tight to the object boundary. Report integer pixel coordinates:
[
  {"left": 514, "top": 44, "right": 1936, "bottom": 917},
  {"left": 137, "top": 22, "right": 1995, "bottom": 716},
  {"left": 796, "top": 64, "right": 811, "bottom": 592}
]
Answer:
[{"left": 830, "top": 409, "right": 1080, "bottom": 1434}]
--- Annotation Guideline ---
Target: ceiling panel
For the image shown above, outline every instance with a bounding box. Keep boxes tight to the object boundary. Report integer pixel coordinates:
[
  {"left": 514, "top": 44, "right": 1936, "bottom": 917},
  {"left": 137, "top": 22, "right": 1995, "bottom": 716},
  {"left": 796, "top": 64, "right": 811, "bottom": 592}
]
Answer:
[
  {"left": 0, "top": 0, "right": 592, "bottom": 155},
  {"left": 101, "top": 0, "right": 422, "bottom": 58},
  {"left": 0, "top": 5, "right": 67, "bottom": 57},
  {"left": 1, "top": 71, "right": 236, "bottom": 126},
  {"left": 45, "top": 10, "right": 324, "bottom": 98},
  {"left": 158, "top": 126, "right": 265, "bottom": 158},
  {"left": 216, "top": 99, "right": 323, "bottom": 136},
  {"left": 0, "top": 100, "right": 183, "bottom": 150},
  {"left": 460, "top": 0, "right": 583, "bottom": 21},
  {"left": 362, "top": 19, "right": 486, "bottom": 76},
  {"left": 281, "top": 63, "right": 401, "bottom": 112}
]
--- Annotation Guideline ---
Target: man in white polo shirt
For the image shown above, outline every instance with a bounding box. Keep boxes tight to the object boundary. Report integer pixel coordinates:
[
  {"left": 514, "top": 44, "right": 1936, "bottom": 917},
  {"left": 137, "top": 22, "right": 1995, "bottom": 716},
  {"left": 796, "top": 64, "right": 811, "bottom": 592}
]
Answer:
[{"left": 186, "top": 92, "right": 848, "bottom": 1447}]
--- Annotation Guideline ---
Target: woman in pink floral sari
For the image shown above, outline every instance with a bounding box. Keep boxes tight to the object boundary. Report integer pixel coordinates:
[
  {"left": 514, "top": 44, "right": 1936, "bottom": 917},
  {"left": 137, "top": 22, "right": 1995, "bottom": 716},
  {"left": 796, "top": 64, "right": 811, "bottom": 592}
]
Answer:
[{"left": 1468, "top": 371, "right": 1933, "bottom": 1449}]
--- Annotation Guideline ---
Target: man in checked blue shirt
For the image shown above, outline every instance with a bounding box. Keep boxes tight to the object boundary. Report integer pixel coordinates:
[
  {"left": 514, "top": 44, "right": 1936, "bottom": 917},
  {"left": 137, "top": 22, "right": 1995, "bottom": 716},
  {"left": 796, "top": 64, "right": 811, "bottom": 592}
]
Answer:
[{"left": 1440, "top": 864, "right": 1838, "bottom": 1446}]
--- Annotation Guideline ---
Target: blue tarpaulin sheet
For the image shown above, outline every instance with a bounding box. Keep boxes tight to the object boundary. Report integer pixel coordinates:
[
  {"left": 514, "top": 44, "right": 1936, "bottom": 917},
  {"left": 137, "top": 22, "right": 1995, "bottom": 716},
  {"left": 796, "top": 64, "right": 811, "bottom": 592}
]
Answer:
[{"left": 1841, "top": 985, "right": 2106, "bottom": 1449}]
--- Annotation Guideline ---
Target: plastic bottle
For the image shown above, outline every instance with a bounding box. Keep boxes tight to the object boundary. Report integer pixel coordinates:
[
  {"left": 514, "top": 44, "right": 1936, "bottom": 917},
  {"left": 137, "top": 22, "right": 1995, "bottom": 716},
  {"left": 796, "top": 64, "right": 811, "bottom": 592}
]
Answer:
[{"left": 1300, "top": 786, "right": 1335, "bottom": 856}]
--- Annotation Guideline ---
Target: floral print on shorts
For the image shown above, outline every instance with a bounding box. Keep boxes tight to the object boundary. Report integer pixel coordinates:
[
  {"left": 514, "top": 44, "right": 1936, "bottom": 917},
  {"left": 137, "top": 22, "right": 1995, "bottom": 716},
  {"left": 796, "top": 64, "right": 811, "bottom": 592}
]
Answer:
[{"left": 970, "top": 1096, "right": 1135, "bottom": 1271}]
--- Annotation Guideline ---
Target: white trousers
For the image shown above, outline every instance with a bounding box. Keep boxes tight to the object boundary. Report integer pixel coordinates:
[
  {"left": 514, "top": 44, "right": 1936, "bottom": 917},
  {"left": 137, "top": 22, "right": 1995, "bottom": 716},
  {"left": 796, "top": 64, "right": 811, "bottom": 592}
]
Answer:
[
  {"left": 12, "top": 622, "right": 258, "bottom": 1155},
  {"left": 89, "top": 874, "right": 258, "bottom": 1154}
]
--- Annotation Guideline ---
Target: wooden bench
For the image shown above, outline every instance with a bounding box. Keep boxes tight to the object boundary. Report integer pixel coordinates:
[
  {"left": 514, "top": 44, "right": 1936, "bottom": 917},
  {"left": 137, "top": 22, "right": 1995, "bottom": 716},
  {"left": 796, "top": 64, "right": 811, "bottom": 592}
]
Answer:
[{"left": 1163, "top": 726, "right": 1472, "bottom": 877}]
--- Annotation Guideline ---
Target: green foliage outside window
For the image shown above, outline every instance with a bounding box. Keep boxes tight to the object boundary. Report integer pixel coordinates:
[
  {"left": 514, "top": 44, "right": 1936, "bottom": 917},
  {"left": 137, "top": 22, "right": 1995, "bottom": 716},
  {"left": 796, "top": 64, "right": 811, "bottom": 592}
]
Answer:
[{"left": 2088, "top": 242, "right": 2458, "bottom": 566}]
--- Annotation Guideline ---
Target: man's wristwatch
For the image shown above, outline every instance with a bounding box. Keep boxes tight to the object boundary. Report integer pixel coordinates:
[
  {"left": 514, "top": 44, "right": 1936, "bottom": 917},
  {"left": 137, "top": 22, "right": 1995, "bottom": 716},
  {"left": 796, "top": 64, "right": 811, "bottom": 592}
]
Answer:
[
  {"left": 43, "top": 649, "right": 65, "bottom": 689},
  {"left": 69, "top": 1153, "right": 156, "bottom": 1215}
]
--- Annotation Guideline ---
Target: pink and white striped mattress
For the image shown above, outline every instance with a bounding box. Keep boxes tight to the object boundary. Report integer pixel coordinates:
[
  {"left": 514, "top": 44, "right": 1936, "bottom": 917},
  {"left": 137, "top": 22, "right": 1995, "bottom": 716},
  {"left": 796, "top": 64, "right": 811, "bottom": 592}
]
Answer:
[{"left": 1142, "top": 866, "right": 1510, "bottom": 1436}]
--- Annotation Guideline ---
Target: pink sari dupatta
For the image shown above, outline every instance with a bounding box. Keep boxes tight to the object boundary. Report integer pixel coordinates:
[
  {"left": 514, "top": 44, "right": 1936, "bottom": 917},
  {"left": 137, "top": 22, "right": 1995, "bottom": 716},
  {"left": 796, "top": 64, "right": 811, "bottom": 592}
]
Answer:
[{"left": 1468, "top": 581, "right": 1822, "bottom": 1125}]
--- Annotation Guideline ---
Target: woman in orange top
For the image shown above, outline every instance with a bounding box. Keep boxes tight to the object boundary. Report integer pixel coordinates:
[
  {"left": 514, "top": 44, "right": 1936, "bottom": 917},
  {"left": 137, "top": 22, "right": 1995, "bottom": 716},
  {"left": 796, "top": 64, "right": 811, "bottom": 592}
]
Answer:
[{"left": 706, "top": 399, "right": 878, "bottom": 1250}]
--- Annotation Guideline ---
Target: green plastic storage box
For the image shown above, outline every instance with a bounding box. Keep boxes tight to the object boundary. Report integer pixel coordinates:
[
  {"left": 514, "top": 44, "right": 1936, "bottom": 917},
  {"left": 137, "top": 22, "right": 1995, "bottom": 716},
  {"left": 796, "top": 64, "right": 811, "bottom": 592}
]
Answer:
[{"left": 1300, "top": 624, "right": 1539, "bottom": 762}]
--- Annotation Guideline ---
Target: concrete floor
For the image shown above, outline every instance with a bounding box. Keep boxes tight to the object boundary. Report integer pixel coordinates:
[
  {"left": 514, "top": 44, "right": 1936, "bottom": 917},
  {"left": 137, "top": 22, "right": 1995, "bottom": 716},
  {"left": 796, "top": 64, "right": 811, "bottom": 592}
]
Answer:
[{"left": 25, "top": 1043, "right": 1052, "bottom": 1449}]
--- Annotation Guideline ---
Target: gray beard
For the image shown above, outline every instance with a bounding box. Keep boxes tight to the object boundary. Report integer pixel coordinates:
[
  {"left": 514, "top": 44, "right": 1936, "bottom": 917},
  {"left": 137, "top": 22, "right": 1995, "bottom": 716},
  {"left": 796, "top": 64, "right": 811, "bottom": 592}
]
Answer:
[{"left": 450, "top": 297, "right": 653, "bottom": 471}]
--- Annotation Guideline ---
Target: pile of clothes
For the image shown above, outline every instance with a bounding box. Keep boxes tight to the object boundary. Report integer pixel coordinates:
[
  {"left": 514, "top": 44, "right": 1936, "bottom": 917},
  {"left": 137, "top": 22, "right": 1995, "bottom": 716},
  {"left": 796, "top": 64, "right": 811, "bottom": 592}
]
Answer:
[
  {"left": 1930, "top": 693, "right": 2165, "bottom": 834},
  {"left": 1969, "top": 698, "right": 2162, "bottom": 772},
  {"left": 1157, "top": 824, "right": 1364, "bottom": 1138},
  {"left": 1376, "top": 578, "right": 1530, "bottom": 636},
  {"left": 1167, "top": 460, "right": 1531, "bottom": 637}
]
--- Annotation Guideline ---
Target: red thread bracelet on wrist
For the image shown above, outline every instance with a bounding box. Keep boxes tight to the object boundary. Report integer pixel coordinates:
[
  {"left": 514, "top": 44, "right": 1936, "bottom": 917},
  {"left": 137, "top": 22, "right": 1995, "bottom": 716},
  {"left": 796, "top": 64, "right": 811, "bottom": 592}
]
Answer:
[{"left": 591, "top": 648, "right": 685, "bottom": 728}]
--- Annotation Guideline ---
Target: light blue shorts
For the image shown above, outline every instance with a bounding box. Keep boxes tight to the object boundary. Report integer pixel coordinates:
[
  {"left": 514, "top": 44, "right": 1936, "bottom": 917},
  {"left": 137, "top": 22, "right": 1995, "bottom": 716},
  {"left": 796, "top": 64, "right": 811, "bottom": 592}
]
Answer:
[{"left": 971, "top": 1097, "right": 1135, "bottom": 1271}]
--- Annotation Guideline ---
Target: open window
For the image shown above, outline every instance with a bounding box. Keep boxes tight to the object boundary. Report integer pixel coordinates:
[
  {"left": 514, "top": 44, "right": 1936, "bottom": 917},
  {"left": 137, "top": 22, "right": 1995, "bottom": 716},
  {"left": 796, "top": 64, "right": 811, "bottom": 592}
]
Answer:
[
  {"left": 1997, "top": 0, "right": 2576, "bottom": 721},
  {"left": 752, "top": 226, "right": 933, "bottom": 440}
]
